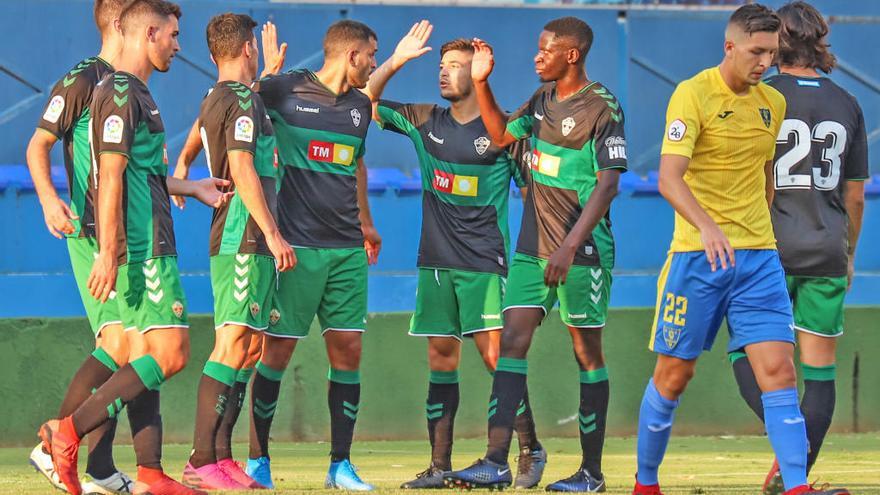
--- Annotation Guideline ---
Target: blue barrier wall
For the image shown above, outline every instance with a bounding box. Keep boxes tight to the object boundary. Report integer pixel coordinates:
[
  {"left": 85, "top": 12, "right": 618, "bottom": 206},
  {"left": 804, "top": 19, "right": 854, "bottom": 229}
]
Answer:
[{"left": 1, "top": 1, "right": 879, "bottom": 317}]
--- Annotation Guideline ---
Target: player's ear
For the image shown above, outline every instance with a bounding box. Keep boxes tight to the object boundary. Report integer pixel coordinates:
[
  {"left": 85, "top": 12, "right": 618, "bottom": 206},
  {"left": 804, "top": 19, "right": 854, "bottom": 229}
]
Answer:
[
  {"left": 112, "top": 18, "right": 122, "bottom": 34},
  {"left": 209, "top": 53, "right": 217, "bottom": 67},
  {"left": 567, "top": 47, "right": 581, "bottom": 65},
  {"left": 147, "top": 25, "right": 157, "bottom": 43}
]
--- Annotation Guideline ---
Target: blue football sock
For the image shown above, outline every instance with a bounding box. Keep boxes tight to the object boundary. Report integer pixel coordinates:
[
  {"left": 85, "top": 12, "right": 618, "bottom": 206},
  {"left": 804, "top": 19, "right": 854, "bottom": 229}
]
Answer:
[
  {"left": 762, "top": 388, "right": 808, "bottom": 490},
  {"left": 636, "top": 379, "right": 679, "bottom": 486}
]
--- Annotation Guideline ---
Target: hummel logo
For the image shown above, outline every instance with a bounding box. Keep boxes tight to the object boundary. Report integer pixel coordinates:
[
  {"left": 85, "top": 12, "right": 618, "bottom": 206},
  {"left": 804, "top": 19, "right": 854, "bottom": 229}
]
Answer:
[
  {"left": 497, "top": 468, "right": 510, "bottom": 476},
  {"left": 717, "top": 110, "right": 734, "bottom": 119},
  {"left": 533, "top": 112, "right": 544, "bottom": 121},
  {"left": 150, "top": 108, "right": 160, "bottom": 116},
  {"left": 428, "top": 132, "right": 444, "bottom": 144}
]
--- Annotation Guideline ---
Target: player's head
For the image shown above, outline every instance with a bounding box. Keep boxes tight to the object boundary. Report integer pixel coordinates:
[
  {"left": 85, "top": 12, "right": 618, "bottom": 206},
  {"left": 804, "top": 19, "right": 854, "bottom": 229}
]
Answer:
[
  {"left": 724, "top": 4, "right": 781, "bottom": 86},
  {"left": 776, "top": 1, "right": 835, "bottom": 73},
  {"left": 93, "top": 0, "right": 126, "bottom": 38},
  {"left": 206, "top": 13, "right": 260, "bottom": 79},
  {"left": 119, "top": 0, "right": 182, "bottom": 73},
  {"left": 535, "top": 17, "right": 593, "bottom": 83},
  {"left": 439, "top": 38, "right": 475, "bottom": 102},
  {"left": 323, "top": 20, "right": 378, "bottom": 89}
]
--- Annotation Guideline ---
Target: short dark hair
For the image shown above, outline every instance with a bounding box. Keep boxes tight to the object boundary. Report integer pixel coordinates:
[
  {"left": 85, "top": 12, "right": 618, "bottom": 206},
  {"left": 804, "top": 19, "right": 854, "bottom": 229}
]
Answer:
[
  {"left": 93, "top": 0, "right": 126, "bottom": 35},
  {"left": 206, "top": 13, "right": 257, "bottom": 61},
  {"left": 728, "top": 3, "right": 781, "bottom": 35},
  {"left": 323, "top": 20, "right": 377, "bottom": 57},
  {"left": 777, "top": 1, "right": 835, "bottom": 73},
  {"left": 440, "top": 38, "right": 474, "bottom": 58},
  {"left": 119, "top": 0, "right": 181, "bottom": 34},
  {"left": 544, "top": 17, "right": 594, "bottom": 59}
]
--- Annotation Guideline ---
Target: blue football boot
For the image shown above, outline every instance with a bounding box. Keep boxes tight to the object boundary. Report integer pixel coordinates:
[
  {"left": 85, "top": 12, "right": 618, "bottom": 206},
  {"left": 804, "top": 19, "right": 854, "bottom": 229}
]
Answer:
[
  {"left": 245, "top": 457, "right": 275, "bottom": 489},
  {"left": 545, "top": 468, "right": 606, "bottom": 492},
  {"left": 325, "top": 459, "right": 374, "bottom": 491},
  {"left": 443, "top": 458, "right": 512, "bottom": 490},
  {"left": 514, "top": 445, "right": 548, "bottom": 489}
]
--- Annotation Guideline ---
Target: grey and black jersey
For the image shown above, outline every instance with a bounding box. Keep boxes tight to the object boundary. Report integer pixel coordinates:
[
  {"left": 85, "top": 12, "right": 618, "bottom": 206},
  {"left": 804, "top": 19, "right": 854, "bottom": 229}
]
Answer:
[{"left": 767, "top": 74, "right": 869, "bottom": 277}]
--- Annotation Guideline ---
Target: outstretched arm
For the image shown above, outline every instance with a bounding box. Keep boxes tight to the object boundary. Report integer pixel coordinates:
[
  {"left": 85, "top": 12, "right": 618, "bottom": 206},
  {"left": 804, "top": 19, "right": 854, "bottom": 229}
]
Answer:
[
  {"left": 260, "top": 21, "right": 288, "bottom": 79},
  {"left": 471, "top": 39, "right": 517, "bottom": 148},
  {"left": 366, "top": 20, "right": 432, "bottom": 121},
  {"left": 171, "top": 118, "right": 203, "bottom": 209}
]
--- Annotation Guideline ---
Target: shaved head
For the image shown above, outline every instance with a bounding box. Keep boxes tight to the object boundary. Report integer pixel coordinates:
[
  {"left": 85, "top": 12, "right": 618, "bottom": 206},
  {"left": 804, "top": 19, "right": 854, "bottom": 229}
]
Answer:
[
  {"left": 725, "top": 3, "right": 781, "bottom": 41},
  {"left": 119, "top": 0, "right": 181, "bottom": 35}
]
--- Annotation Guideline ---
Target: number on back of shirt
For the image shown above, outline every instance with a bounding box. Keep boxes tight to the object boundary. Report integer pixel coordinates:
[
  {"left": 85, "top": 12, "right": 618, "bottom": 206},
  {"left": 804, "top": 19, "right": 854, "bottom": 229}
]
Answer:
[{"left": 774, "top": 118, "right": 847, "bottom": 191}]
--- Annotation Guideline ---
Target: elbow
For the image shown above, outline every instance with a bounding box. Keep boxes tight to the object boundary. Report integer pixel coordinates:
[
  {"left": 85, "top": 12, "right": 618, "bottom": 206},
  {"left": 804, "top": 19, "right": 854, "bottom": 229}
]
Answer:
[{"left": 657, "top": 176, "right": 672, "bottom": 200}]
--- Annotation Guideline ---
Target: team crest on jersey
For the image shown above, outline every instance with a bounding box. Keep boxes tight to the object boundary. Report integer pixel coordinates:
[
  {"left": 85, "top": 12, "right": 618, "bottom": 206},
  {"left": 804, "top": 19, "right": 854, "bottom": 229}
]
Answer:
[
  {"left": 103, "top": 115, "right": 124, "bottom": 144},
  {"left": 474, "top": 136, "right": 490, "bottom": 155},
  {"left": 561, "top": 117, "right": 576, "bottom": 136},
  {"left": 43, "top": 95, "right": 65, "bottom": 124},
  {"left": 269, "top": 308, "right": 281, "bottom": 326},
  {"left": 350, "top": 108, "right": 362, "bottom": 127},
  {"left": 759, "top": 108, "right": 772, "bottom": 128},
  {"left": 662, "top": 325, "right": 681, "bottom": 349},
  {"left": 172, "top": 300, "right": 184, "bottom": 319},
  {"left": 234, "top": 116, "right": 254, "bottom": 143},
  {"left": 250, "top": 302, "right": 260, "bottom": 317}
]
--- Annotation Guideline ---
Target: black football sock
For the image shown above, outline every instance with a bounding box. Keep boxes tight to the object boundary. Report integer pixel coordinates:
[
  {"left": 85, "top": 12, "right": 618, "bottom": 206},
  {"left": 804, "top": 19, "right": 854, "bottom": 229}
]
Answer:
[
  {"left": 249, "top": 361, "right": 284, "bottom": 460},
  {"left": 730, "top": 352, "right": 765, "bottom": 422},
  {"left": 71, "top": 355, "right": 165, "bottom": 438},
  {"left": 328, "top": 368, "right": 360, "bottom": 462},
  {"left": 216, "top": 367, "right": 252, "bottom": 461},
  {"left": 514, "top": 385, "right": 540, "bottom": 452},
  {"left": 486, "top": 358, "right": 528, "bottom": 465},
  {"left": 426, "top": 370, "right": 459, "bottom": 471},
  {"left": 127, "top": 389, "right": 163, "bottom": 470},
  {"left": 578, "top": 368, "right": 609, "bottom": 476},
  {"left": 801, "top": 363, "right": 836, "bottom": 473},
  {"left": 189, "top": 362, "right": 237, "bottom": 468}
]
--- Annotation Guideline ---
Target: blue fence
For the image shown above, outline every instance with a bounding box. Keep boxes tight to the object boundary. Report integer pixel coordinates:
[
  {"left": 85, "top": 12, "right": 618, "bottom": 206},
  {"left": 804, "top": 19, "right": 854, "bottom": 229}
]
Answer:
[{"left": 1, "top": 0, "right": 879, "bottom": 317}]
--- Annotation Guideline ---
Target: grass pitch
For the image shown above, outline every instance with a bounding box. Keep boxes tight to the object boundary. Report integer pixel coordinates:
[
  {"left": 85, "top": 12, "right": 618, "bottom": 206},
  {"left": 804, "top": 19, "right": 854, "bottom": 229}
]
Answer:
[{"left": 1, "top": 434, "right": 878, "bottom": 494}]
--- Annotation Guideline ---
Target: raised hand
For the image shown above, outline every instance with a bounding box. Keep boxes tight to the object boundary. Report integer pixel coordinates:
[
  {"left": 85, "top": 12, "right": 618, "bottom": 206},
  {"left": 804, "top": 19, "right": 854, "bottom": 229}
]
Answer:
[
  {"left": 261, "top": 21, "right": 288, "bottom": 77},
  {"left": 470, "top": 38, "right": 495, "bottom": 82},
  {"left": 391, "top": 20, "right": 433, "bottom": 69}
]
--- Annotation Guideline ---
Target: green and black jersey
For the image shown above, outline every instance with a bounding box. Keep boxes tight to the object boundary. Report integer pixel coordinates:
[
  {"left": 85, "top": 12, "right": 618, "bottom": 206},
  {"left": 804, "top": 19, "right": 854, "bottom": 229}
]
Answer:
[
  {"left": 377, "top": 101, "right": 527, "bottom": 276},
  {"left": 507, "top": 81, "right": 628, "bottom": 268},
  {"left": 36, "top": 56, "right": 114, "bottom": 238},
  {"left": 199, "top": 81, "right": 278, "bottom": 257},
  {"left": 259, "top": 69, "right": 371, "bottom": 248},
  {"left": 89, "top": 71, "right": 176, "bottom": 265}
]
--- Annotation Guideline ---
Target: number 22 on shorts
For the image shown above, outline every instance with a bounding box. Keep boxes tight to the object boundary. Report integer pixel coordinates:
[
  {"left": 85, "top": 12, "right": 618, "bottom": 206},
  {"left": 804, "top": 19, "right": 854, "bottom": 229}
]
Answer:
[{"left": 662, "top": 293, "right": 688, "bottom": 327}]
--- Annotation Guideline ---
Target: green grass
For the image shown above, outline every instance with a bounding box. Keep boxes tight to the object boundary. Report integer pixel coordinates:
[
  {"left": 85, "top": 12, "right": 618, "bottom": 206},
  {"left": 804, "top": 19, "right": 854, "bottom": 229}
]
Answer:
[{"left": 2, "top": 434, "right": 879, "bottom": 494}]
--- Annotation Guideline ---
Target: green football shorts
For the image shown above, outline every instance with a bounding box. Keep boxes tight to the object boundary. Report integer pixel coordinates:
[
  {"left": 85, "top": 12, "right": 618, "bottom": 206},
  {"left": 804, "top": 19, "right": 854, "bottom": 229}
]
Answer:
[
  {"left": 787, "top": 275, "right": 847, "bottom": 337},
  {"left": 117, "top": 256, "right": 189, "bottom": 333},
  {"left": 211, "top": 253, "right": 276, "bottom": 331},
  {"left": 503, "top": 253, "right": 612, "bottom": 328},
  {"left": 267, "top": 247, "right": 367, "bottom": 338},
  {"left": 67, "top": 236, "right": 121, "bottom": 336},
  {"left": 409, "top": 268, "right": 504, "bottom": 340}
]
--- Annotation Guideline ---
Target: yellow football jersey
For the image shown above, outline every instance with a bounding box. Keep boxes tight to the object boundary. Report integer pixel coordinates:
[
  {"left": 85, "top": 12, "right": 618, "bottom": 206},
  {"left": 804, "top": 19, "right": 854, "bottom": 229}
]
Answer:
[{"left": 661, "top": 66, "right": 786, "bottom": 252}]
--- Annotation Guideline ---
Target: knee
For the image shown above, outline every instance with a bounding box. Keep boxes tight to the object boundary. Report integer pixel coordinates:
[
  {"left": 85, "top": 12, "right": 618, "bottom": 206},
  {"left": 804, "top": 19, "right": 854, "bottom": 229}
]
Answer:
[
  {"left": 330, "top": 336, "right": 362, "bottom": 369},
  {"left": 260, "top": 337, "right": 296, "bottom": 369},
  {"left": 99, "top": 333, "right": 129, "bottom": 368},
  {"left": 654, "top": 365, "right": 694, "bottom": 398},
  {"left": 499, "top": 329, "right": 530, "bottom": 358},
  {"left": 480, "top": 346, "right": 500, "bottom": 372},
  {"left": 427, "top": 341, "right": 460, "bottom": 372},
  {"left": 150, "top": 336, "right": 190, "bottom": 377},
  {"left": 243, "top": 335, "right": 263, "bottom": 368},
  {"left": 209, "top": 329, "right": 252, "bottom": 367},
  {"left": 759, "top": 357, "right": 797, "bottom": 390}
]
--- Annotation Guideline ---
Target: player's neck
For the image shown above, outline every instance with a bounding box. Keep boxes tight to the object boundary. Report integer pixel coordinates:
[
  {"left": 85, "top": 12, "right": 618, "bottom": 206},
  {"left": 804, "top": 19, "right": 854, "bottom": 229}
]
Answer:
[
  {"left": 449, "top": 95, "right": 480, "bottom": 125},
  {"left": 314, "top": 63, "right": 351, "bottom": 96},
  {"left": 718, "top": 59, "right": 750, "bottom": 96},
  {"left": 217, "top": 61, "right": 252, "bottom": 87},
  {"left": 778, "top": 65, "right": 821, "bottom": 78},
  {"left": 555, "top": 69, "right": 589, "bottom": 101},
  {"left": 113, "top": 48, "right": 153, "bottom": 84},
  {"left": 97, "top": 35, "right": 123, "bottom": 67}
]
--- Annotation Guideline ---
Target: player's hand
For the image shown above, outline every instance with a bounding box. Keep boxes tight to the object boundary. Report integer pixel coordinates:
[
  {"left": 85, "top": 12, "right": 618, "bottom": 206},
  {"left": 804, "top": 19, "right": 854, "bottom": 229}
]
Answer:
[
  {"left": 261, "top": 21, "right": 287, "bottom": 78},
  {"left": 470, "top": 38, "right": 495, "bottom": 82},
  {"left": 847, "top": 255, "right": 855, "bottom": 292},
  {"left": 362, "top": 224, "right": 382, "bottom": 265},
  {"left": 267, "top": 230, "right": 296, "bottom": 272},
  {"left": 699, "top": 222, "right": 735, "bottom": 272},
  {"left": 192, "top": 177, "right": 234, "bottom": 208},
  {"left": 170, "top": 158, "right": 191, "bottom": 210},
  {"left": 87, "top": 251, "right": 118, "bottom": 303},
  {"left": 544, "top": 244, "right": 576, "bottom": 288},
  {"left": 391, "top": 20, "right": 433, "bottom": 69},
  {"left": 41, "top": 196, "right": 78, "bottom": 239}
]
